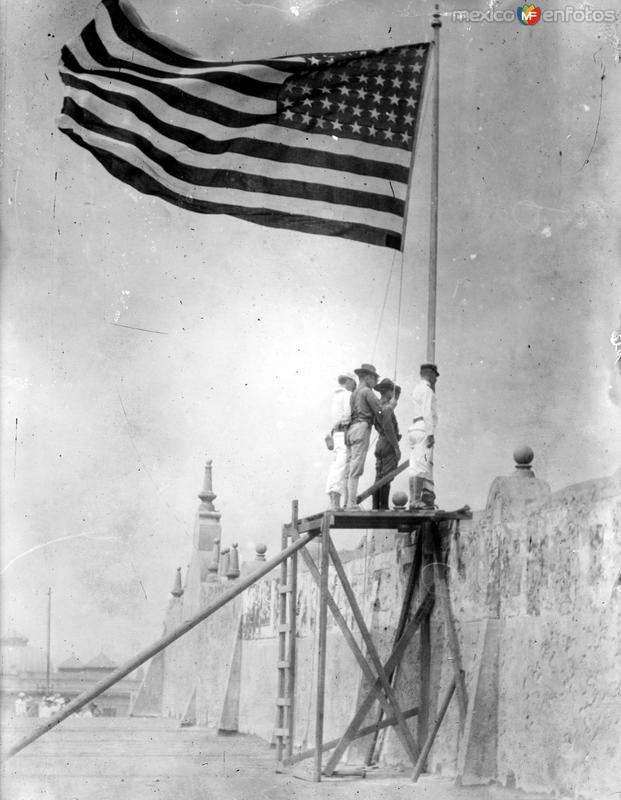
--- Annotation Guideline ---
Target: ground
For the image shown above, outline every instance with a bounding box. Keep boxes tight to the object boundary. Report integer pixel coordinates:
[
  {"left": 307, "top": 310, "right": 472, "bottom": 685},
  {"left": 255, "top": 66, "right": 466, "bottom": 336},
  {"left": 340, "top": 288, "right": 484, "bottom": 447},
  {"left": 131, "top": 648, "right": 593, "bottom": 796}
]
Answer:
[{"left": 2, "top": 717, "right": 547, "bottom": 800}]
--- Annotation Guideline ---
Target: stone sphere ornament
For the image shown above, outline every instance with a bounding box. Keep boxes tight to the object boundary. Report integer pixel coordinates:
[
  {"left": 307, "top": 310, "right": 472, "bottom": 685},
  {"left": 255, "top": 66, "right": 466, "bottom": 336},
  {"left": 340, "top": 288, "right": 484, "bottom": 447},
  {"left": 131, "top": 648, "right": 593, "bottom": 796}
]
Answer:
[
  {"left": 513, "top": 445, "right": 534, "bottom": 468},
  {"left": 392, "top": 490, "right": 409, "bottom": 509}
]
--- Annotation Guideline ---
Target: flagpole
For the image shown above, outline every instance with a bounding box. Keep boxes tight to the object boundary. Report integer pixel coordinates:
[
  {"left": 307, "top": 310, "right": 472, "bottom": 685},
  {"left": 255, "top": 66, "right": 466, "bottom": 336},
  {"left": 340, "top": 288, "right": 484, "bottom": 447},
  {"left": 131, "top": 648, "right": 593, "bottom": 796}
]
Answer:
[{"left": 427, "top": 4, "right": 441, "bottom": 363}]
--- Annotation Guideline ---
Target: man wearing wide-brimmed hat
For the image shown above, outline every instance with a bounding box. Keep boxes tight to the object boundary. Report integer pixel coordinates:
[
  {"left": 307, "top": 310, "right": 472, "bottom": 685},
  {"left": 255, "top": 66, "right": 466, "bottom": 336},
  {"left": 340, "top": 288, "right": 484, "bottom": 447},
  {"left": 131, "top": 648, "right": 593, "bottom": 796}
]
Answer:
[
  {"left": 408, "top": 363, "right": 439, "bottom": 509},
  {"left": 345, "top": 363, "right": 383, "bottom": 510},
  {"left": 372, "top": 379, "right": 401, "bottom": 510},
  {"left": 325, "top": 371, "right": 357, "bottom": 510},
  {"left": 373, "top": 378, "right": 401, "bottom": 511}
]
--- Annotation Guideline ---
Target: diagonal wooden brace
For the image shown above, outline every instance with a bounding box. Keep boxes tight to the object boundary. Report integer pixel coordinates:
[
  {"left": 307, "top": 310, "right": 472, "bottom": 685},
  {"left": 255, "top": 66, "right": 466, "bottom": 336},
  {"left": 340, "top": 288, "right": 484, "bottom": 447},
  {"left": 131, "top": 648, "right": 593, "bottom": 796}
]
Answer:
[
  {"left": 356, "top": 460, "right": 409, "bottom": 504},
  {"left": 327, "top": 539, "right": 420, "bottom": 768},
  {"left": 432, "top": 533, "right": 468, "bottom": 725},
  {"left": 323, "top": 590, "right": 434, "bottom": 776},
  {"left": 298, "top": 546, "right": 421, "bottom": 769}
]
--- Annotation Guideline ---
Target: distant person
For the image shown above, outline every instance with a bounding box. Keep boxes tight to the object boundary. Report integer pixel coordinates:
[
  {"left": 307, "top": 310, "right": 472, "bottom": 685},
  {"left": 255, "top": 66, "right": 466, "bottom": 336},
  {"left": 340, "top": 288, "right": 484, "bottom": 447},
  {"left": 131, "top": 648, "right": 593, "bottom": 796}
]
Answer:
[
  {"left": 14, "top": 693, "right": 26, "bottom": 717},
  {"left": 408, "top": 364, "right": 439, "bottom": 509},
  {"left": 39, "top": 697, "right": 54, "bottom": 718},
  {"left": 89, "top": 701, "right": 101, "bottom": 717},
  {"left": 372, "top": 380, "right": 401, "bottom": 510},
  {"left": 325, "top": 371, "right": 356, "bottom": 510},
  {"left": 346, "top": 364, "right": 383, "bottom": 510}
]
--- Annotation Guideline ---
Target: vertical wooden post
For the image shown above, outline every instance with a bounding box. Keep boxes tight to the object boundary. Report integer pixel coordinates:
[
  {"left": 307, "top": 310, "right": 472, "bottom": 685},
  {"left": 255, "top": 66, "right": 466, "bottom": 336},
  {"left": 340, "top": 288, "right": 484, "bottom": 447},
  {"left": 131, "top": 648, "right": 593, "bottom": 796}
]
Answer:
[
  {"left": 314, "top": 512, "right": 331, "bottom": 781},
  {"left": 287, "top": 500, "right": 299, "bottom": 758},
  {"left": 46, "top": 587, "right": 52, "bottom": 695},
  {"left": 417, "top": 523, "right": 433, "bottom": 764}
]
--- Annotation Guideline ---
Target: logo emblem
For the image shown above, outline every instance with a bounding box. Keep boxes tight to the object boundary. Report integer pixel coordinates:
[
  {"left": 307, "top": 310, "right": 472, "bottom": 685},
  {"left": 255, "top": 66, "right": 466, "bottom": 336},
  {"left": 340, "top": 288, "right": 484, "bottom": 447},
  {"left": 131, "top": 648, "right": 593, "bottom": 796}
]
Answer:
[{"left": 517, "top": 4, "right": 541, "bottom": 25}]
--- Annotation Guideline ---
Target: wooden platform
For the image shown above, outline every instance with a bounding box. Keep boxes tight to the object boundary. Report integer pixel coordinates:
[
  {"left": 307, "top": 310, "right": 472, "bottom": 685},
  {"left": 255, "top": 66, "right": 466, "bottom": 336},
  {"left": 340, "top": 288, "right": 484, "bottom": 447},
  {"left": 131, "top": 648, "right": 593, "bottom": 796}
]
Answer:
[{"left": 296, "top": 506, "right": 472, "bottom": 533}]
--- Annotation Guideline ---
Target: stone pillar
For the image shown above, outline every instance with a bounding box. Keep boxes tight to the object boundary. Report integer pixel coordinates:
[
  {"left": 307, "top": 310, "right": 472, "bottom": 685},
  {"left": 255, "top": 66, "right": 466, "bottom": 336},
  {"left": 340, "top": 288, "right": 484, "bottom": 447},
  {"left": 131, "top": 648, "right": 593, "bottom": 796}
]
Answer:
[{"left": 194, "top": 460, "right": 222, "bottom": 554}]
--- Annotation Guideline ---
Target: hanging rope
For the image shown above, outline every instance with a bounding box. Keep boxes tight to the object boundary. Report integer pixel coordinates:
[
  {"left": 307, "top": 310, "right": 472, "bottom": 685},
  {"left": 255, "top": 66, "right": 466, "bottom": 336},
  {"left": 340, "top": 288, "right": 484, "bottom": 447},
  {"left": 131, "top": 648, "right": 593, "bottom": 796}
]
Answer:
[
  {"left": 393, "top": 252, "right": 405, "bottom": 383},
  {"left": 371, "top": 251, "right": 397, "bottom": 364}
]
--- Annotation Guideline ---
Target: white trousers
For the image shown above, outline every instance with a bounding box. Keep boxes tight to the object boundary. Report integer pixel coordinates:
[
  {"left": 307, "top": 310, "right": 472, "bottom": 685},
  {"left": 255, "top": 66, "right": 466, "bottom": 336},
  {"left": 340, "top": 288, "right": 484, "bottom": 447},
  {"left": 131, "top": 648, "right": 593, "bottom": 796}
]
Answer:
[
  {"left": 325, "top": 431, "right": 350, "bottom": 496},
  {"left": 408, "top": 426, "right": 434, "bottom": 488}
]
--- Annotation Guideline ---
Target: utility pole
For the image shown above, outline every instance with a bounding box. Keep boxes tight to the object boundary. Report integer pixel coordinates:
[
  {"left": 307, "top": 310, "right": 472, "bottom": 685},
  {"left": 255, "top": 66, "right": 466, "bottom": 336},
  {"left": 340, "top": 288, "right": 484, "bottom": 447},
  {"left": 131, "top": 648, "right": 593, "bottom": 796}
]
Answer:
[{"left": 46, "top": 587, "right": 52, "bottom": 695}]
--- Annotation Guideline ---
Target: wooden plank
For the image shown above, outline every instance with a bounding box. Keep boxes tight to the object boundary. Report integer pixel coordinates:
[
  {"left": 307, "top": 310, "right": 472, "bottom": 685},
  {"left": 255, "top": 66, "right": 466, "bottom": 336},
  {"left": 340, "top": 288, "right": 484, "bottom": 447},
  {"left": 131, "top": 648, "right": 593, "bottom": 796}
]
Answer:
[
  {"left": 283, "top": 706, "right": 419, "bottom": 766},
  {"left": 295, "top": 508, "right": 472, "bottom": 534},
  {"left": 313, "top": 513, "right": 330, "bottom": 782},
  {"left": 326, "top": 540, "right": 420, "bottom": 772},
  {"left": 356, "top": 460, "right": 409, "bottom": 502},
  {"left": 297, "top": 545, "right": 415, "bottom": 761},
  {"left": 287, "top": 499, "right": 299, "bottom": 759},
  {"left": 322, "top": 590, "right": 434, "bottom": 776},
  {"left": 412, "top": 678, "right": 456, "bottom": 782},
  {"left": 432, "top": 531, "right": 468, "bottom": 726}
]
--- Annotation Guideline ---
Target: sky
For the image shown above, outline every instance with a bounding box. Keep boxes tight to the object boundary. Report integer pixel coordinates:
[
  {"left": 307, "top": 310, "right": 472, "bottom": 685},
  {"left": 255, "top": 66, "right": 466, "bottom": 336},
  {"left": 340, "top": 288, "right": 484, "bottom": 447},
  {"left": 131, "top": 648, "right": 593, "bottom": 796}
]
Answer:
[{"left": 1, "top": 0, "right": 620, "bottom": 666}]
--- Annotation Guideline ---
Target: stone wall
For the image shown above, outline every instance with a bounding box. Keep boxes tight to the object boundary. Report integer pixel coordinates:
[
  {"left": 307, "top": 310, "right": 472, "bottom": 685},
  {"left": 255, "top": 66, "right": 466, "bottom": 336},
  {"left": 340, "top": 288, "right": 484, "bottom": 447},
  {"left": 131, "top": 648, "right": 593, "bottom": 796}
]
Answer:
[{"left": 132, "top": 457, "right": 621, "bottom": 799}]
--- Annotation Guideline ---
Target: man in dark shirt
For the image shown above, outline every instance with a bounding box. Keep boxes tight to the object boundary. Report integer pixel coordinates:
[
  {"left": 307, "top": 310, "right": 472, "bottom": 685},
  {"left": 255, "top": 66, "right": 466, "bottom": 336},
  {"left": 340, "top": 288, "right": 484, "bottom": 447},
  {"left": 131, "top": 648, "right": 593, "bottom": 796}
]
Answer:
[
  {"left": 372, "top": 379, "right": 401, "bottom": 510},
  {"left": 345, "top": 363, "right": 383, "bottom": 510}
]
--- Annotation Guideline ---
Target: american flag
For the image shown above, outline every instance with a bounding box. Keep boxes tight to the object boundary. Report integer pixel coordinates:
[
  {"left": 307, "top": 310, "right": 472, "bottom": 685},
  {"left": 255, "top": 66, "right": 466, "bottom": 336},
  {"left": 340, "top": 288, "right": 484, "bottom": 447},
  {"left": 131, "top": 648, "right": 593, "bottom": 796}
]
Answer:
[{"left": 58, "top": 0, "right": 430, "bottom": 250}]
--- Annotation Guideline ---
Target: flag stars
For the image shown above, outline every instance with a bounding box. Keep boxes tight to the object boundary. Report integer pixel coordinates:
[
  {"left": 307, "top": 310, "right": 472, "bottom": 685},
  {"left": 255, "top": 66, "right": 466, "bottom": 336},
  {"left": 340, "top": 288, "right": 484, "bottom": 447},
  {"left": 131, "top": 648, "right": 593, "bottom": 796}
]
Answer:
[
  {"left": 388, "top": 94, "right": 399, "bottom": 106},
  {"left": 394, "top": 62, "right": 404, "bottom": 73},
  {"left": 339, "top": 85, "right": 351, "bottom": 95},
  {"left": 385, "top": 110, "right": 397, "bottom": 123},
  {"left": 300, "top": 84, "right": 311, "bottom": 95},
  {"left": 405, "top": 96, "right": 418, "bottom": 108},
  {"left": 368, "top": 124, "right": 377, "bottom": 137},
  {"left": 369, "top": 107, "right": 380, "bottom": 120},
  {"left": 415, "top": 46, "right": 426, "bottom": 57},
  {"left": 409, "top": 78, "right": 419, "bottom": 90},
  {"left": 337, "top": 100, "right": 347, "bottom": 113},
  {"left": 351, "top": 121, "right": 362, "bottom": 134},
  {"left": 391, "top": 77, "right": 402, "bottom": 88},
  {"left": 283, "top": 109, "right": 294, "bottom": 120},
  {"left": 351, "top": 104, "right": 362, "bottom": 117},
  {"left": 300, "top": 111, "right": 312, "bottom": 124},
  {"left": 356, "top": 87, "right": 368, "bottom": 99},
  {"left": 302, "top": 97, "right": 312, "bottom": 107},
  {"left": 331, "top": 119, "right": 343, "bottom": 130},
  {"left": 320, "top": 97, "right": 332, "bottom": 110},
  {"left": 410, "top": 62, "right": 423, "bottom": 73},
  {"left": 403, "top": 111, "right": 414, "bottom": 125},
  {"left": 384, "top": 128, "right": 394, "bottom": 140}
]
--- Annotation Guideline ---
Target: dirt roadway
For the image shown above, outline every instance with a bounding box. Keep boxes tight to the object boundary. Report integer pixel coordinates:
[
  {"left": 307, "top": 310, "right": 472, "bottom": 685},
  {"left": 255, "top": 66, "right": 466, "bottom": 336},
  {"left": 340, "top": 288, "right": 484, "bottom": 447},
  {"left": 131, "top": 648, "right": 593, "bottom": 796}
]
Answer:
[{"left": 2, "top": 717, "right": 546, "bottom": 800}]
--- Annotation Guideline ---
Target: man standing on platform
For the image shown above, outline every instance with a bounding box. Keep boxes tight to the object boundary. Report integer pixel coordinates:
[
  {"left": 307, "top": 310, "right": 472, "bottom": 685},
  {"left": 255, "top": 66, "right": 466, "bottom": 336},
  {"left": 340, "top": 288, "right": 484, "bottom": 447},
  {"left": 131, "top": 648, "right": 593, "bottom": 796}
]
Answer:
[
  {"left": 408, "top": 364, "right": 439, "bottom": 509},
  {"left": 345, "top": 363, "right": 383, "bottom": 510},
  {"left": 372, "top": 379, "right": 401, "bottom": 510},
  {"left": 325, "top": 371, "right": 357, "bottom": 510}
]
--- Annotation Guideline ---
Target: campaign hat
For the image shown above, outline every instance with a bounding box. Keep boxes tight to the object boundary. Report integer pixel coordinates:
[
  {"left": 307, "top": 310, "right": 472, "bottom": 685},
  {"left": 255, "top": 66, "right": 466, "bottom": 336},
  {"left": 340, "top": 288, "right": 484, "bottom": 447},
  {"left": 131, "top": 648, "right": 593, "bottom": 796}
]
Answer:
[
  {"left": 354, "top": 363, "right": 379, "bottom": 379},
  {"left": 374, "top": 378, "right": 395, "bottom": 393}
]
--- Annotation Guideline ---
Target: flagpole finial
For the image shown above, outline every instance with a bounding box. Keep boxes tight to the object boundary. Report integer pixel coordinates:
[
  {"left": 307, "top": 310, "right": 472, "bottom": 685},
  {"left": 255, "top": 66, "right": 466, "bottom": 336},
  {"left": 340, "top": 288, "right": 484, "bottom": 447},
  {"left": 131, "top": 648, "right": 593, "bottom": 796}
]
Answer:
[{"left": 432, "top": 3, "right": 442, "bottom": 28}]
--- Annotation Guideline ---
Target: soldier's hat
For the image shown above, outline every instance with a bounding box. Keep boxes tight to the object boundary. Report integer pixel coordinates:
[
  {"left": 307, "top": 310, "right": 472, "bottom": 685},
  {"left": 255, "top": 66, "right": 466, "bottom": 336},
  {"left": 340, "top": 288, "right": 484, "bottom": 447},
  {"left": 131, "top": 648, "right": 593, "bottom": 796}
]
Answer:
[
  {"left": 354, "top": 363, "right": 379, "bottom": 379},
  {"left": 420, "top": 363, "right": 439, "bottom": 376},
  {"left": 337, "top": 371, "right": 357, "bottom": 385},
  {"left": 374, "top": 378, "right": 395, "bottom": 393}
]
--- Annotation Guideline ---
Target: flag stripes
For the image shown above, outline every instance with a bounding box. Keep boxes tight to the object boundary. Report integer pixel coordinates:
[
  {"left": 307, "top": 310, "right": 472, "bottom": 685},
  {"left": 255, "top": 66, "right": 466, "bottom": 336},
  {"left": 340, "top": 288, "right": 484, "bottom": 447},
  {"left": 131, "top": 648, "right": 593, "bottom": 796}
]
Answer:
[{"left": 58, "top": 0, "right": 430, "bottom": 249}]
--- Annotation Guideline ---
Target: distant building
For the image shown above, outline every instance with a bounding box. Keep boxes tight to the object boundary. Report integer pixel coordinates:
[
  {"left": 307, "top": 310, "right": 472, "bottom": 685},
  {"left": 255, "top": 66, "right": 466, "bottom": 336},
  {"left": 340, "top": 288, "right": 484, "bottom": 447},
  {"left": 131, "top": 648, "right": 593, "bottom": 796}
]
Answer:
[{"left": 0, "top": 631, "right": 142, "bottom": 717}]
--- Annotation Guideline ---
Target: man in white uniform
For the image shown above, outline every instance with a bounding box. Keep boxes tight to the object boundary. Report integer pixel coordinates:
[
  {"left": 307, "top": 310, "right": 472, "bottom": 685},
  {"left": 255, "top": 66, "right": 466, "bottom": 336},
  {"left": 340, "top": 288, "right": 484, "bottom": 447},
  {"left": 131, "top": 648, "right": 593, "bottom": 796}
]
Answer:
[
  {"left": 408, "top": 363, "right": 439, "bottom": 509},
  {"left": 325, "top": 371, "right": 356, "bottom": 510}
]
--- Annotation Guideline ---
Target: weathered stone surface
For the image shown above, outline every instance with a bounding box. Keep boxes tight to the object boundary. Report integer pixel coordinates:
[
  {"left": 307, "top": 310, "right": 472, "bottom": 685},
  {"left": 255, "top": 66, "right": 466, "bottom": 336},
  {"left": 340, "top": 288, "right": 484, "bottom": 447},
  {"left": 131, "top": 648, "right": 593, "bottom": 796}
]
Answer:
[{"left": 140, "top": 463, "right": 620, "bottom": 798}]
